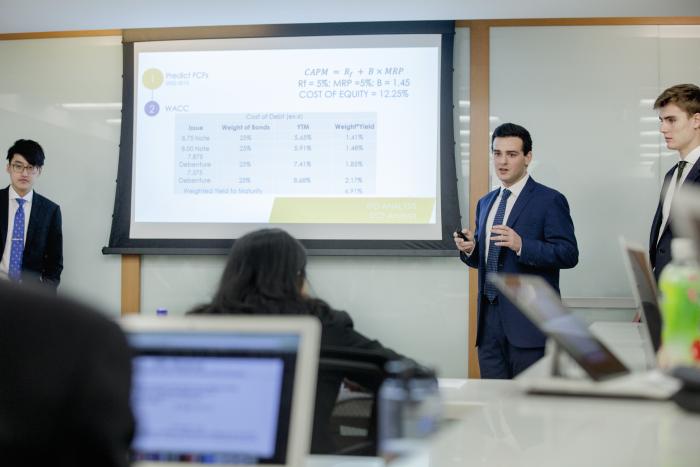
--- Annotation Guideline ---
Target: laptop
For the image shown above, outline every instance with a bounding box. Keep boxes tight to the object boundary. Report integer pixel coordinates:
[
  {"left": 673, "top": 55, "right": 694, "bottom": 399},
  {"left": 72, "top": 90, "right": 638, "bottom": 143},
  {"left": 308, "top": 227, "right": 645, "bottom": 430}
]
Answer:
[
  {"left": 489, "top": 274, "right": 680, "bottom": 399},
  {"left": 619, "top": 238, "right": 662, "bottom": 365},
  {"left": 121, "top": 315, "right": 321, "bottom": 467}
]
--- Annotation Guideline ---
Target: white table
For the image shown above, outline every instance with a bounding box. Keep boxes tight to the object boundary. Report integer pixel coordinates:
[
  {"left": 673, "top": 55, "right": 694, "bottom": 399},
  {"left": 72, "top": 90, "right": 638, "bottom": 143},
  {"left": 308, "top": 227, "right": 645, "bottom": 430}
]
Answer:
[
  {"left": 433, "top": 378, "right": 700, "bottom": 467},
  {"left": 309, "top": 377, "right": 700, "bottom": 467},
  {"left": 308, "top": 322, "right": 700, "bottom": 467}
]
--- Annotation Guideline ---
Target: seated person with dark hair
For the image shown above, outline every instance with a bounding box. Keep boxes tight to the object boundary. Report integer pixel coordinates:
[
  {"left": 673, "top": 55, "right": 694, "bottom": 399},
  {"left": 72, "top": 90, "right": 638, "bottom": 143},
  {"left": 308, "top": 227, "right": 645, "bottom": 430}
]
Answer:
[
  {"left": 0, "top": 281, "right": 134, "bottom": 466},
  {"left": 189, "top": 228, "right": 416, "bottom": 454}
]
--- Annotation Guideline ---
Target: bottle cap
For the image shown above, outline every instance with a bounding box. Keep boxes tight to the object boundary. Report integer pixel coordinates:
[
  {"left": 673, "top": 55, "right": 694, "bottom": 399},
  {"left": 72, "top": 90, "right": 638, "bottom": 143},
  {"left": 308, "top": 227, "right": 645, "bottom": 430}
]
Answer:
[
  {"left": 671, "top": 238, "right": 696, "bottom": 261},
  {"left": 384, "top": 359, "right": 415, "bottom": 379},
  {"left": 156, "top": 308, "right": 168, "bottom": 316},
  {"left": 384, "top": 360, "right": 437, "bottom": 380}
]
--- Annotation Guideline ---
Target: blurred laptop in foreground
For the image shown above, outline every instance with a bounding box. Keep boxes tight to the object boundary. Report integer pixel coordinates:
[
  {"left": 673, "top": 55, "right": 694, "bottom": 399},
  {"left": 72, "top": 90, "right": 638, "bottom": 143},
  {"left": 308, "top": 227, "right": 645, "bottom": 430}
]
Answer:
[{"left": 122, "top": 315, "right": 320, "bottom": 467}]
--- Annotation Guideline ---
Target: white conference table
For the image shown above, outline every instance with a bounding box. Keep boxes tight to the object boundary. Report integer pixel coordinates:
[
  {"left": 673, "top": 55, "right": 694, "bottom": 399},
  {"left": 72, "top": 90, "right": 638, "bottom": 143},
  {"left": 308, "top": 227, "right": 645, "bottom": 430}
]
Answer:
[
  {"left": 308, "top": 322, "right": 700, "bottom": 467},
  {"left": 309, "top": 378, "right": 700, "bottom": 467},
  {"left": 433, "top": 378, "right": 699, "bottom": 467}
]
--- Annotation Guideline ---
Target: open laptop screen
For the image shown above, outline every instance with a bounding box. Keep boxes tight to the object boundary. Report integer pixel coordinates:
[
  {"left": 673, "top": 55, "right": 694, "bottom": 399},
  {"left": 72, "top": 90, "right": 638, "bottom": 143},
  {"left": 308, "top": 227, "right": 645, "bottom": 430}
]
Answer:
[
  {"left": 490, "top": 274, "right": 629, "bottom": 381},
  {"left": 127, "top": 330, "right": 299, "bottom": 464},
  {"left": 621, "top": 241, "right": 662, "bottom": 352}
]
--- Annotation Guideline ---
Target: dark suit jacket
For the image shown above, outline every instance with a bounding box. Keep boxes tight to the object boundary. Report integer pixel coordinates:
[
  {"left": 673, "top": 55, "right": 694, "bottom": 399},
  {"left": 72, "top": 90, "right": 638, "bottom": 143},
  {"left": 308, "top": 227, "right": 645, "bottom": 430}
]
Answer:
[
  {"left": 649, "top": 158, "right": 700, "bottom": 281},
  {"left": 461, "top": 177, "right": 579, "bottom": 348},
  {"left": 0, "top": 186, "right": 63, "bottom": 289},
  {"left": 0, "top": 280, "right": 134, "bottom": 467}
]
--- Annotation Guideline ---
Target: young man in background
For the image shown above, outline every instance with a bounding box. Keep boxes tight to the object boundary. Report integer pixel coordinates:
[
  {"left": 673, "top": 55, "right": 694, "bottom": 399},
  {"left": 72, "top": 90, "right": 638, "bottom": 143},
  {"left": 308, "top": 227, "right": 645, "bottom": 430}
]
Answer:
[{"left": 1, "top": 139, "right": 62, "bottom": 290}]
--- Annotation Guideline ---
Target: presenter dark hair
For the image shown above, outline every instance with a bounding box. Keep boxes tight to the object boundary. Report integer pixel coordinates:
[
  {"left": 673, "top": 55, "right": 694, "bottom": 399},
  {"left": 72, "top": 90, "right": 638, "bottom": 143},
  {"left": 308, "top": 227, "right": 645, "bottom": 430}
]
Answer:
[
  {"left": 491, "top": 122, "right": 533, "bottom": 155},
  {"left": 6, "top": 139, "right": 45, "bottom": 166},
  {"left": 654, "top": 83, "right": 700, "bottom": 116}
]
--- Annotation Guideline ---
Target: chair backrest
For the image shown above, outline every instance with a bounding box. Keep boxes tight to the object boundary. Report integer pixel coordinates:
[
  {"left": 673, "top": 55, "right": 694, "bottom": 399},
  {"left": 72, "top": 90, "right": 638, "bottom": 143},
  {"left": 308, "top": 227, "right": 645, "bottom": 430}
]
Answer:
[{"left": 311, "top": 347, "right": 390, "bottom": 456}]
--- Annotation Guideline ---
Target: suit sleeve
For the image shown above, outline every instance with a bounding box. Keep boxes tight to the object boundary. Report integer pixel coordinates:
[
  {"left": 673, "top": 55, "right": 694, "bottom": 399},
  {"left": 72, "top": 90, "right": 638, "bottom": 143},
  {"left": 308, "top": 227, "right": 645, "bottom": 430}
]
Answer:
[
  {"left": 41, "top": 205, "right": 63, "bottom": 288},
  {"left": 460, "top": 200, "right": 481, "bottom": 269},
  {"left": 323, "top": 309, "right": 405, "bottom": 361},
  {"left": 518, "top": 192, "right": 578, "bottom": 269}
]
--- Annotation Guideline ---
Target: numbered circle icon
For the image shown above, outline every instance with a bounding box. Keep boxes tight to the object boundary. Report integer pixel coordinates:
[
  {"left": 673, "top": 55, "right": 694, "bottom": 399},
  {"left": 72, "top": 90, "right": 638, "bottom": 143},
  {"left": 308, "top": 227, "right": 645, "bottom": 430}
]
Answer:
[
  {"left": 142, "top": 68, "right": 164, "bottom": 90},
  {"left": 144, "top": 101, "right": 160, "bottom": 116}
]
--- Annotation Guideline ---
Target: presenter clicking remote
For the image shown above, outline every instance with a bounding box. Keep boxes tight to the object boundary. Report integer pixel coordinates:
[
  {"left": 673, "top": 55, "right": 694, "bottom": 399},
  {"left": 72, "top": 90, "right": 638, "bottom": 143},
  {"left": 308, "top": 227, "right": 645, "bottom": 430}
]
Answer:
[{"left": 453, "top": 228, "right": 475, "bottom": 255}]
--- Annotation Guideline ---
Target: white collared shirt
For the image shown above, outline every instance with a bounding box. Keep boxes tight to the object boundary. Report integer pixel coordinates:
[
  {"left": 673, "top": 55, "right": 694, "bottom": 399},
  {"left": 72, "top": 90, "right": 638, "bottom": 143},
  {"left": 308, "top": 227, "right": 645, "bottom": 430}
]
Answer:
[
  {"left": 0, "top": 187, "right": 34, "bottom": 278},
  {"left": 484, "top": 173, "right": 529, "bottom": 259},
  {"left": 657, "top": 145, "right": 700, "bottom": 245}
]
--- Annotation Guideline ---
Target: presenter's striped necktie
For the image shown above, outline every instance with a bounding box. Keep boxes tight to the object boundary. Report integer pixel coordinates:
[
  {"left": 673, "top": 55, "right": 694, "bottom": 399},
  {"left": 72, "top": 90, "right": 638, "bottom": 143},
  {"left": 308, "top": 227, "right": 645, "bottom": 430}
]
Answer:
[
  {"left": 8, "top": 198, "right": 26, "bottom": 282},
  {"left": 483, "top": 188, "right": 511, "bottom": 301}
]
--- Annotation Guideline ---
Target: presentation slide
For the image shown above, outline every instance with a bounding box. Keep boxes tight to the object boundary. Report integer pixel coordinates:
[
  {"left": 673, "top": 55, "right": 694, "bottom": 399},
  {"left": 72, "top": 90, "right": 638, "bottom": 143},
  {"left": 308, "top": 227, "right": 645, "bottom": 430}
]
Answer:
[
  {"left": 131, "top": 356, "right": 284, "bottom": 457},
  {"left": 130, "top": 34, "right": 443, "bottom": 240}
]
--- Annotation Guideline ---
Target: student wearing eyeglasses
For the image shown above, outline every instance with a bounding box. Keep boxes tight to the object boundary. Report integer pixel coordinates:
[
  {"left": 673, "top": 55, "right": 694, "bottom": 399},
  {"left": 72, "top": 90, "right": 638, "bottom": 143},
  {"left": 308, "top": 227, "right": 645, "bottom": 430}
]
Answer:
[{"left": 1, "top": 139, "right": 62, "bottom": 291}]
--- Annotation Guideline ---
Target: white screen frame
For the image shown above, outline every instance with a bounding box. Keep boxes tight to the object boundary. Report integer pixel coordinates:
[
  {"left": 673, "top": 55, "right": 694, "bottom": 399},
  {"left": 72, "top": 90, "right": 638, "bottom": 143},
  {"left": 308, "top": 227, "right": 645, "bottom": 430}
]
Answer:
[{"left": 121, "top": 315, "right": 320, "bottom": 467}]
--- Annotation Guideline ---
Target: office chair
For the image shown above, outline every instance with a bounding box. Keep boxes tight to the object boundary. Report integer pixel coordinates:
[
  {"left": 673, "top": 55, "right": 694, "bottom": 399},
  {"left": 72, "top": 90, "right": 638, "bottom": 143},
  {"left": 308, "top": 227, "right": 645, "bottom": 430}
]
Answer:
[{"left": 311, "top": 347, "right": 390, "bottom": 456}]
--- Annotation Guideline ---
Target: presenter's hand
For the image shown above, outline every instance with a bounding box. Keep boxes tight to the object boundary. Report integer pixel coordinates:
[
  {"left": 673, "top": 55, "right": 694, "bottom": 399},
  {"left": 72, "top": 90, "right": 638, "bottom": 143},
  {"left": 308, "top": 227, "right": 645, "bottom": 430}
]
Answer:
[
  {"left": 453, "top": 229, "right": 475, "bottom": 254},
  {"left": 491, "top": 225, "right": 521, "bottom": 253}
]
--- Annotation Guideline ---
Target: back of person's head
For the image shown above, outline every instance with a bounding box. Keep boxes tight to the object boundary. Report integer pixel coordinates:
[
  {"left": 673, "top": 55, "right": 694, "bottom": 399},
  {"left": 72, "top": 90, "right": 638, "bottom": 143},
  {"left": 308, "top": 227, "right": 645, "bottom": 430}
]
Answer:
[
  {"left": 210, "top": 228, "right": 308, "bottom": 314},
  {"left": 654, "top": 83, "right": 700, "bottom": 116},
  {"left": 491, "top": 122, "right": 533, "bottom": 154},
  {"left": 0, "top": 281, "right": 133, "bottom": 467},
  {"left": 6, "top": 139, "right": 45, "bottom": 166}
]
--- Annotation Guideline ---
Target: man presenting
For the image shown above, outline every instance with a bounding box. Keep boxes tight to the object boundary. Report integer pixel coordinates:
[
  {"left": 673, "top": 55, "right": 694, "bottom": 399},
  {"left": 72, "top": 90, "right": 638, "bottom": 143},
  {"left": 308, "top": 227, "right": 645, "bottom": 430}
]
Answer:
[
  {"left": 649, "top": 84, "right": 700, "bottom": 281},
  {"left": 1, "top": 139, "right": 62, "bottom": 290},
  {"left": 454, "top": 123, "right": 578, "bottom": 379}
]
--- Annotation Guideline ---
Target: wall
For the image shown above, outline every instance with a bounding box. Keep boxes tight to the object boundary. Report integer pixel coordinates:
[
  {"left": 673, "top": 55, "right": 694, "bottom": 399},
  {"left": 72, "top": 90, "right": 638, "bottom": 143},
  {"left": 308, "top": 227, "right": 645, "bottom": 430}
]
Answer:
[
  {"left": 1, "top": 1, "right": 699, "bottom": 33},
  {"left": 0, "top": 30, "right": 471, "bottom": 377},
  {"left": 1, "top": 19, "right": 699, "bottom": 377},
  {"left": 490, "top": 25, "right": 700, "bottom": 299},
  {"left": 0, "top": 35, "right": 123, "bottom": 311}
]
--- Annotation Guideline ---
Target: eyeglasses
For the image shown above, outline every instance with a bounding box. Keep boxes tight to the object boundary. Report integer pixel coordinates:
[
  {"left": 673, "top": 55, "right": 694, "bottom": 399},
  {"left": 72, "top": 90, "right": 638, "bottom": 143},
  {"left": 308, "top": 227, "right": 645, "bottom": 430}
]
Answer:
[{"left": 10, "top": 163, "right": 39, "bottom": 175}]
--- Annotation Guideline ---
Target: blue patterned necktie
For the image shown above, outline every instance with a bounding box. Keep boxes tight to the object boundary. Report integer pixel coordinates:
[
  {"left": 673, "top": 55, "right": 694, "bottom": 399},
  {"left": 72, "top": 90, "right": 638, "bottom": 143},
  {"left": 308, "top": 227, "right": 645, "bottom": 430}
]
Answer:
[
  {"left": 8, "top": 198, "right": 26, "bottom": 281},
  {"left": 484, "top": 188, "right": 511, "bottom": 301}
]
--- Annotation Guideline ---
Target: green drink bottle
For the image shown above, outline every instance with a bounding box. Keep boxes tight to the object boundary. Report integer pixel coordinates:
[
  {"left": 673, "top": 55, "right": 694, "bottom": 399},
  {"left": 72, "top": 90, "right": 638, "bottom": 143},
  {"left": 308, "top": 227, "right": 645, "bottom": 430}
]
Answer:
[{"left": 658, "top": 238, "right": 700, "bottom": 366}]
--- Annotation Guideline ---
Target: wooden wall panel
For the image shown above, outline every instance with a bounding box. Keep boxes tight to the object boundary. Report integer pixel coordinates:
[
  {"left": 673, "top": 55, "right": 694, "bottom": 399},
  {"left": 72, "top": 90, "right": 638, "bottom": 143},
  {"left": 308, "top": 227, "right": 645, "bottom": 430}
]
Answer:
[
  {"left": 121, "top": 255, "right": 141, "bottom": 315},
  {"left": 467, "top": 23, "right": 492, "bottom": 378}
]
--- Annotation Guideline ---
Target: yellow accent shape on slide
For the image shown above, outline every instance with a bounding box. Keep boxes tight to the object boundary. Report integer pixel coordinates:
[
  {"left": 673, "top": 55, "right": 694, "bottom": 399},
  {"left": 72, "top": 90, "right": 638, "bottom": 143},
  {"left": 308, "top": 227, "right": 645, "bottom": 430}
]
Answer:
[
  {"left": 142, "top": 68, "right": 164, "bottom": 90},
  {"left": 269, "top": 198, "right": 435, "bottom": 223}
]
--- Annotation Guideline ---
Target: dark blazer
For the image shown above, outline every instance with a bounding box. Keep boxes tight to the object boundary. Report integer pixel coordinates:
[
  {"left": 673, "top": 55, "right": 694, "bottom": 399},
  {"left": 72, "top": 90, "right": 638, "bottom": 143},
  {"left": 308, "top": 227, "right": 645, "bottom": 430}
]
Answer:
[
  {"left": 313, "top": 306, "right": 404, "bottom": 452},
  {"left": 649, "top": 158, "right": 700, "bottom": 281},
  {"left": 0, "top": 280, "right": 134, "bottom": 467},
  {"left": 461, "top": 176, "right": 579, "bottom": 348},
  {"left": 0, "top": 186, "right": 63, "bottom": 289}
]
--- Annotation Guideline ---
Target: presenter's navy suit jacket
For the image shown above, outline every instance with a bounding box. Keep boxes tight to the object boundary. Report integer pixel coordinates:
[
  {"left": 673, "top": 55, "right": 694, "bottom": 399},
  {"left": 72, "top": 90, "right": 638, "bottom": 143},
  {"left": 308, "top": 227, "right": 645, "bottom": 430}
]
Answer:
[
  {"left": 461, "top": 177, "right": 578, "bottom": 349},
  {"left": 0, "top": 186, "right": 63, "bottom": 289},
  {"left": 649, "top": 158, "right": 700, "bottom": 281}
]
